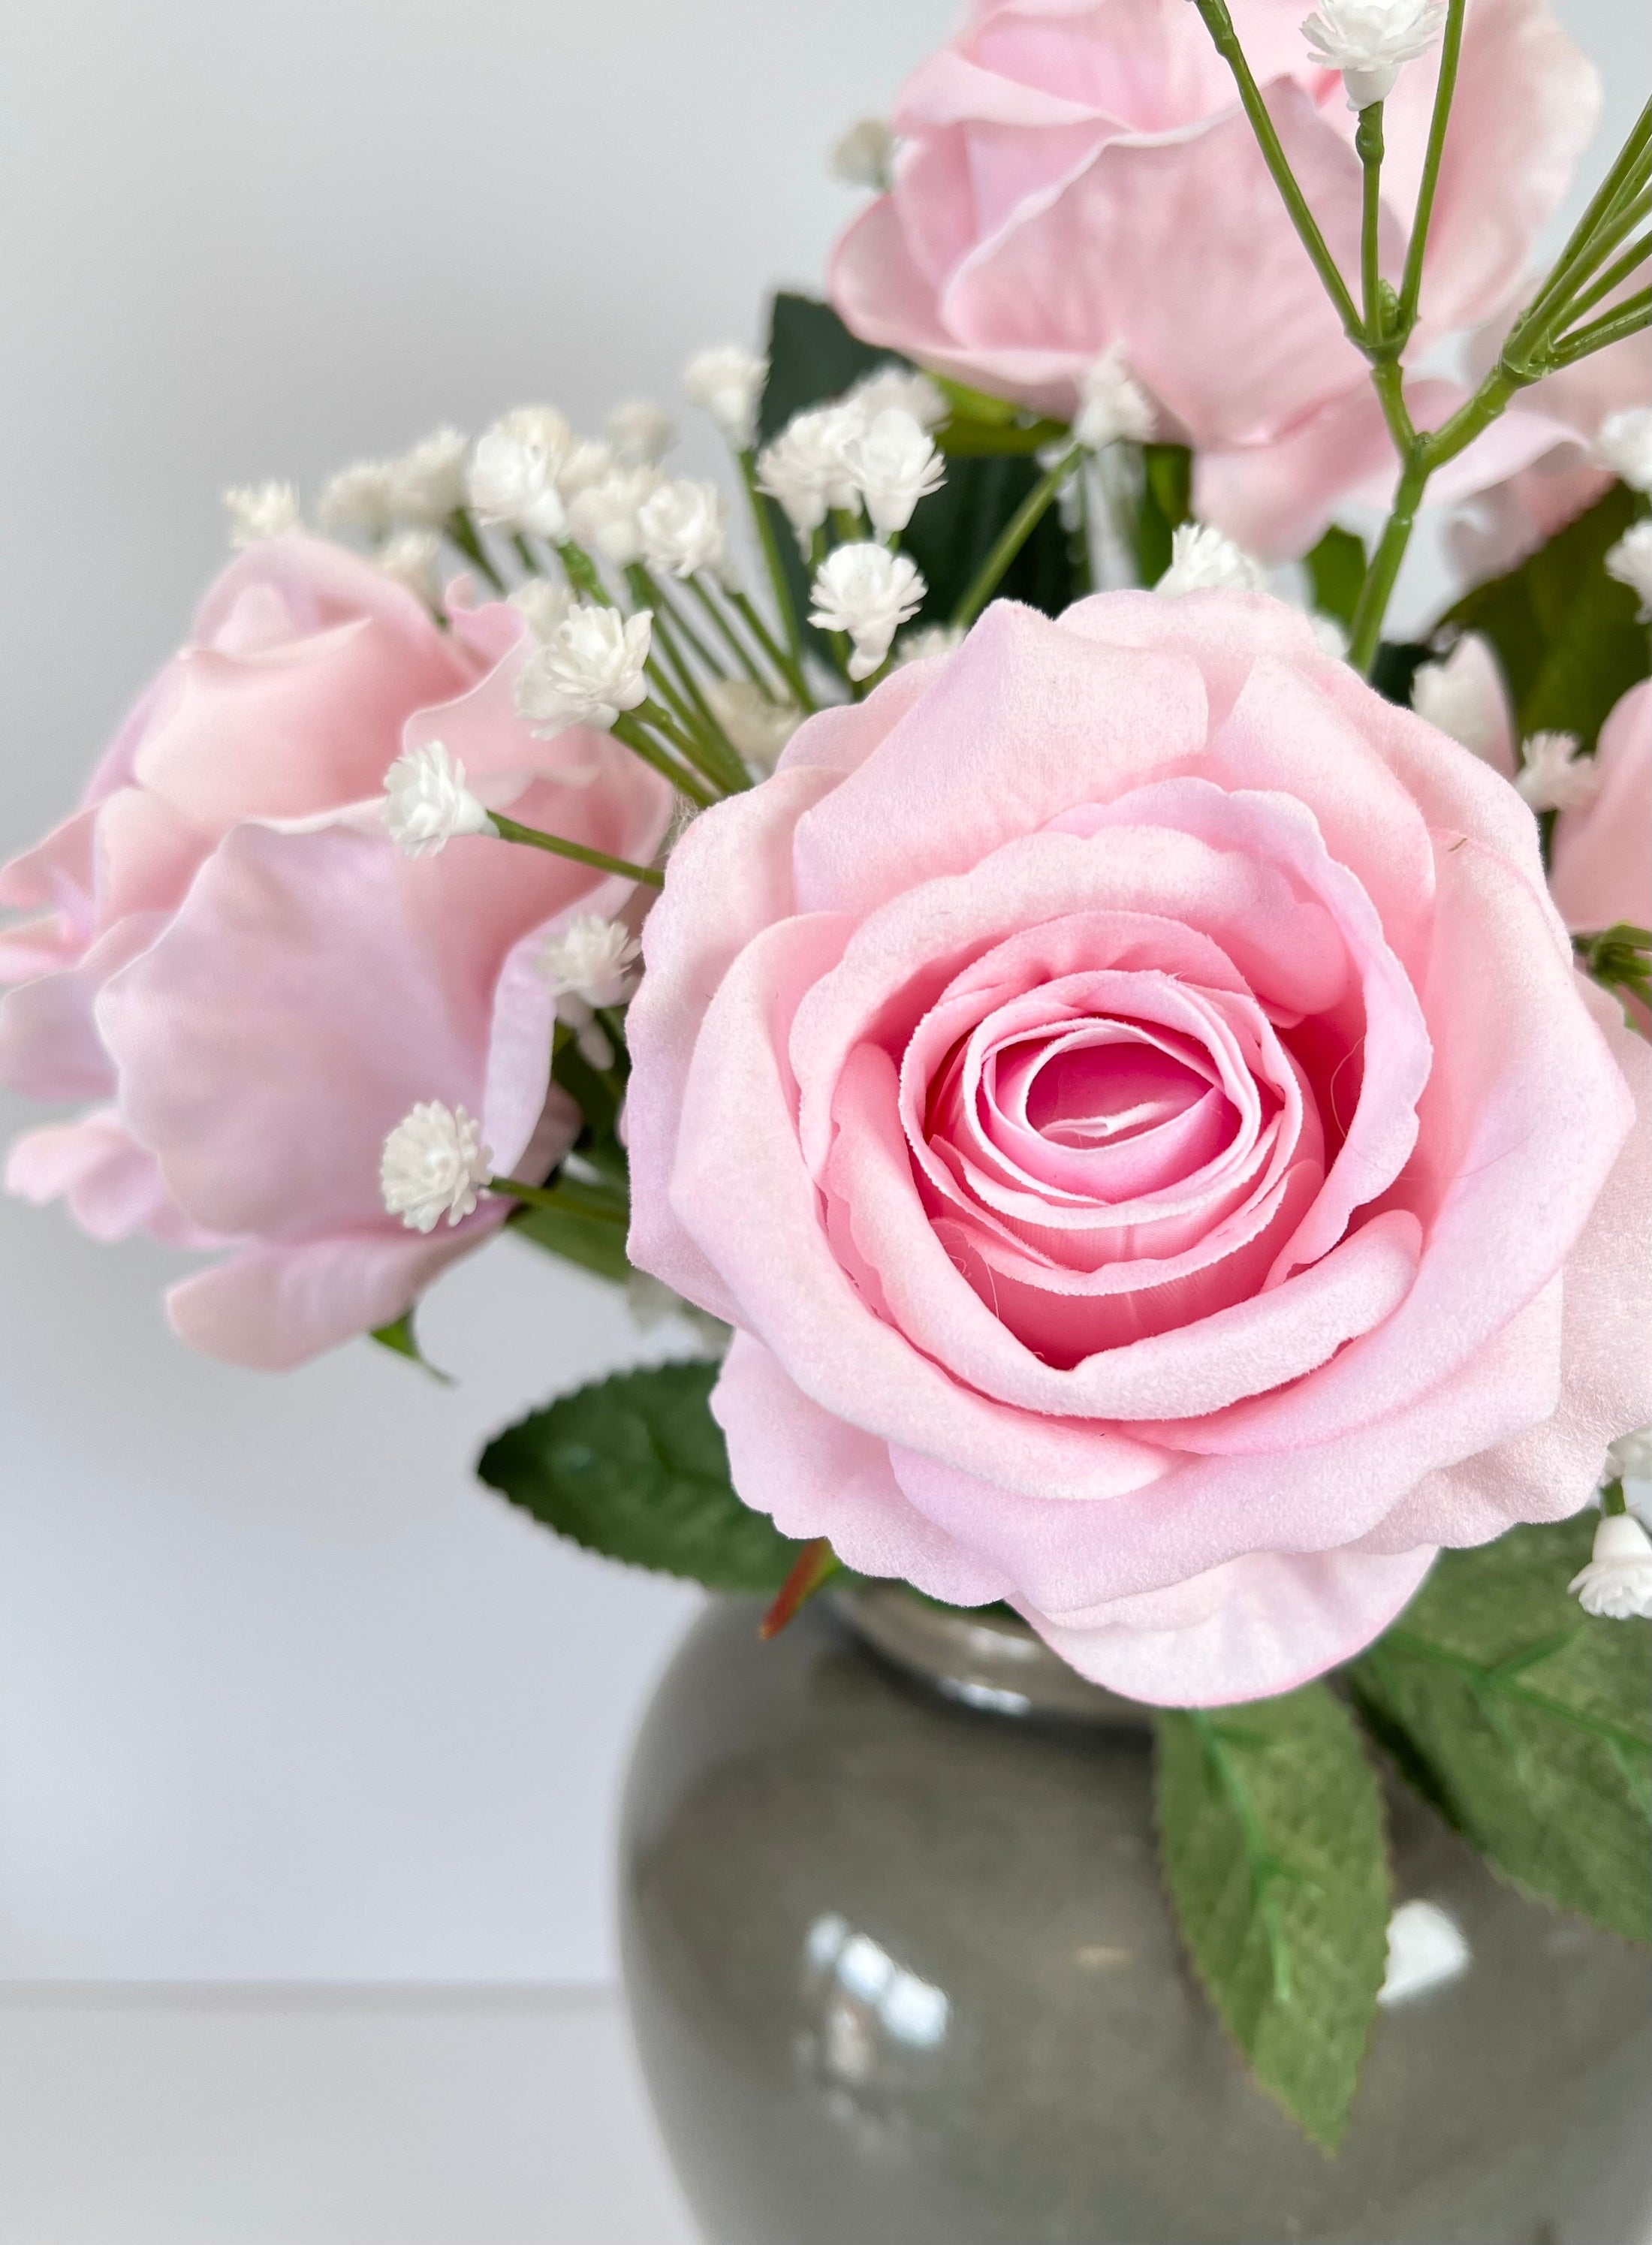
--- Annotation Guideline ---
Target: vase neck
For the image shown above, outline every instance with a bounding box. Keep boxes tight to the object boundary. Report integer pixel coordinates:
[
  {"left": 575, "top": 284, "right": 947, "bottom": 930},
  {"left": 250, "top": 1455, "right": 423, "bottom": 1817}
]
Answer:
[{"left": 831, "top": 1583, "right": 1148, "bottom": 1729}]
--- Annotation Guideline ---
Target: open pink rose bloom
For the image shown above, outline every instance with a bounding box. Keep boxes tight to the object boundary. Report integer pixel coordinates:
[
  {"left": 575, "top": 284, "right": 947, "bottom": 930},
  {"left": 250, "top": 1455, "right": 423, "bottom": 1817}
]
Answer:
[
  {"left": 0, "top": 538, "right": 671, "bottom": 1367},
  {"left": 627, "top": 593, "right": 1651, "bottom": 1705}
]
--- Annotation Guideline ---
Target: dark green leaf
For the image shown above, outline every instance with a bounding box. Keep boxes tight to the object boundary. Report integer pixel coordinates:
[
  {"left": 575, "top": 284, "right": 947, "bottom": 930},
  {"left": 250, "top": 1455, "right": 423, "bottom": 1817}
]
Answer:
[
  {"left": 1575, "top": 921, "right": 1652, "bottom": 1014},
  {"left": 1439, "top": 481, "right": 1650, "bottom": 751},
  {"left": 1349, "top": 1520, "right": 1652, "bottom": 1943},
  {"left": 1135, "top": 443, "right": 1192, "bottom": 587},
  {"left": 476, "top": 1359, "right": 807, "bottom": 1593},
  {"left": 759, "top": 293, "right": 1078, "bottom": 630},
  {"left": 1305, "top": 525, "right": 1368, "bottom": 628},
  {"left": 368, "top": 1308, "right": 453, "bottom": 1385},
  {"left": 1369, "top": 640, "right": 1433, "bottom": 708},
  {"left": 507, "top": 1174, "right": 632, "bottom": 1285},
  {"left": 1153, "top": 1686, "right": 1391, "bottom": 2149}
]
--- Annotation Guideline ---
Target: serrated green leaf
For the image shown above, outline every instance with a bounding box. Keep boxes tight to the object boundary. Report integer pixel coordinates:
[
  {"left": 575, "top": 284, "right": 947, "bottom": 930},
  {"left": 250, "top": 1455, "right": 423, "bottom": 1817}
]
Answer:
[
  {"left": 1305, "top": 525, "right": 1368, "bottom": 628},
  {"left": 476, "top": 1359, "right": 807, "bottom": 1593},
  {"left": 1349, "top": 1520, "right": 1651, "bottom": 1943},
  {"left": 1439, "top": 481, "right": 1650, "bottom": 751},
  {"left": 1153, "top": 1686, "right": 1390, "bottom": 2149},
  {"left": 758, "top": 294, "right": 1078, "bottom": 630}
]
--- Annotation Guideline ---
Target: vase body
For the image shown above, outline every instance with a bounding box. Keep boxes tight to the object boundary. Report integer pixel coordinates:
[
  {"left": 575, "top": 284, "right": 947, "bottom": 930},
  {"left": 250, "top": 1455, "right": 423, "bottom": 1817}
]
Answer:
[{"left": 618, "top": 1590, "right": 1652, "bottom": 2245}]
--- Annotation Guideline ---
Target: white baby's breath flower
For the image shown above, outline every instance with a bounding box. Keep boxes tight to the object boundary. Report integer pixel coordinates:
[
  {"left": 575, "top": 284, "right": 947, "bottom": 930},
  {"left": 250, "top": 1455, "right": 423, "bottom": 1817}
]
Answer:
[
  {"left": 1301, "top": 0, "right": 1448, "bottom": 107},
  {"left": 1569, "top": 1511, "right": 1652, "bottom": 1620},
  {"left": 1156, "top": 523, "right": 1266, "bottom": 596},
  {"left": 541, "top": 914, "right": 643, "bottom": 1067},
  {"left": 605, "top": 400, "right": 676, "bottom": 466},
  {"left": 556, "top": 438, "right": 619, "bottom": 502},
  {"left": 1592, "top": 408, "right": 1652, "bottom": 495},
  {"left": 1074, "top": 347, "right": 1156, "bottom": 451},
  {"left": 893, "top": 622, "right": 965, "bottom": 667},
  {"left": 468, "top": 423, "right": 568, "bottom": 541},
  {"left": 1607, "top": 1427, "right": 1652, "bottom": 1485},
  {"left": 848, "top": 366, "right": 949, "bottom": 429},
  {"left": 683, "top": 346, "right": 768, "bottom": 451},
  {"left": 828, "top": 116, "right": 897, "bottom": 191},
  {"left": 758, "top": 405, "right": 865, "bottom": 537},
  {"left": 1515, "top": 730, "right": 1599, "bottom": 813},
  {"left": 1605, "top": 520, "right": 1652, "bottom": 619},
  {"left": 1411, "top": 633, "right": 1512, "bottom": 762},
  {"left": 386, "top": 426, "right": 469, "bottom": 523},
  {"left": 638, "top": 478, "right": 727, "bottom": 579},
  {"left": 318, "top": 460, "right": 396, "bottom": 538},
  {"left": 565, "top": 466, "right": 662, "bottom": 569},
  {"left": 224, "top": 480, "right": 300, "bottom": 547},
  {"left": 704, "top": 679, "right": 803, "bottom": 770},
  {"left": 849, "top": 407, "right": 946, "bottom": 536},
  {"left": 508, "top": 577, "right": 576, "bottom": 640},
  {"left": 514, "top": 603, "right": 653, "bottom": 734},
  {"left": 497, "top": 405, "right": 576, "bottom": 464},
  {"left": 380, "top": 1100, "right": 492, "bottom": 1233},
  {"left": 809, "top": 542, "right": 927, "bottom": 680},
  {"left": 381, "top": 740, "right": 493, "bottom": 859},
  {"left": 375, "top": 529, "right": 443, "bottom": 607}
]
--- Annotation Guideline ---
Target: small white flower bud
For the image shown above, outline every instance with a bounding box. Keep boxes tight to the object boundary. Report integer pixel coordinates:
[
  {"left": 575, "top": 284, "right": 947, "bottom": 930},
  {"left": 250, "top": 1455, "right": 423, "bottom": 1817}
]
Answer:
[
  {"left": 605, "top": 400, "right": 677, "bottom": 466},
  {"left": 1301, "top": 0, "right": 1448, "bottom": 107},
  {"left": 375, "top": 529, "right": 443, "bottom": 607},
  {"left": 508, "top": 577, "right": 577, "bottom": 640},
  {"left": 1593, "top": 408, "right": 1652, "bottom": 495},
  {"left": 1156, "top": 523, "right": 1266, "bottom": 597},
  {"left": 1607, "top": 1426, "right": 1652, "bottom": 1485},
  {"left": 849, "top": 407, "right": 946, "bottom": 536},
  {"left": 514, "top": 604, "right": 653, "bottom": 735},
  {"left": 468, "top": 423, "right": 568, "bottom": 541},
  {"left": 1515, "top": 730, "right": 1599, "bottom": 813},
  {"left": 848, "top": 366, "right": 949, "bottom": 429},
  {"left": 318, "top": 460, "right": 396, "bottom": 538},
  {"left": 1411, "top": 634, "right": 1511, "bottom": 761},
  {"left": 1073, "top": 347, "right": 1156, "bottom": 451},
  {"left": 381, "top": 1100, "right": 492, "bottom": 1233},
  {"left": 683, "top": 346, "right": 768, "bottom": 451},
  {"left": 828, "top": 116, "right": 897, "bottom": 191},
  {"left": 638, "top": 478, "right": 728, "bottom": 580},
  {"left": 1569, "top": 1511, "right": 1652, "bottom": 1620},
  {"left": 758, "top": 405, "right": 865, "bottom": 537},
  {"left": 809, "top": 543, "right": 927, "bottom": 681},
  {"left": 1605, "top": 520, "right": 1652, "bottom": 619},
  {"left": 892, "top": 622, "right": 965, "bottom": 667},
  {"left": 541, "top": 913, "right": 642, "bottom": 1010},
  {"left": 704, "top": 679, "right": 803, "bottom": 770},
  {"left": 556, "top": 439, "right": 619, "bottom": 502},
  {"left": 386, "top": 427, "right": 469, "bottom": 524},
  {"left": 224, "top": 480, "right": 300, "bottom": 547},
  {"left": 381, "top": 740, "right": 494, "bottom": 858},
  {"left": 565, "top": 467, "right": 662, "bottom": 570}
]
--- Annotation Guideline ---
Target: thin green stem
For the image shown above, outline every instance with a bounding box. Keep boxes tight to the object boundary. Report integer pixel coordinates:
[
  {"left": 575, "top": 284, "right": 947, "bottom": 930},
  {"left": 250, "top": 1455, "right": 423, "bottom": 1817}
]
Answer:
[
  {"left": 487, "top": 812, "right": 663, "bottom": 886},
  {"left": 1511, "top": 113, "right": 1650, "bottom": 344},
  {"left": 556, "top": 539, "right": 612, "bottom": 605},
  {"left": 510, "top": 532, "right": 541, "bottom": 578},
  {"left": 1379, "top": 1629, "right": 1648, "bottom": 1756},
  {"left": 444, "top": 509, "right": 507, "bottom": 594},
  {"left": 1601, "top": 1478, "right": 1628, "bottom": 1518},
  {"left": 1396, "top": 0, "right": 1467, "bottom": 334},
  {"left": 1187, "top": 0, "right": 1364, "bottom": 342},
  {"left": 738, "top": 449, "right": 806, "bottom": 668},
  {"left": 1369, "top": 359, "right": 1417, "bottom": 457},
  {"left": 728, "top": 589, "right": 815, "bottom": 710},
  {"left": 1554, "top": 234, "right": 1650, "bottom": 331},
  {"left": 610, "top": 716, "right": 717, "bottom": 807},
  {"left": 1356, "top": 102, "right": 1386, "bottom": 339},
  {"left": 1346, "top": 448, "right": 1430, "bottom": 675},
  {"left": 1548, "top": 286, "right": 1651, "bottom": 368},
  {"left": 632, "top": 697, "right": 746, "bottom": 791},
  {"left": 952, "top": 445, "right": 1081, "bottom": 627},
  {"left": 686, "top": 576, "right": 774, "bottom": 690}
]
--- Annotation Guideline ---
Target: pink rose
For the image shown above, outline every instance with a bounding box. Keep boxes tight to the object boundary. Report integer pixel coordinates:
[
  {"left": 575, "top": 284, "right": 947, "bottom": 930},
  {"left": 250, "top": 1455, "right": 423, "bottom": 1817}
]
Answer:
[
  {"left": 626, "top": 593, "right": 1648, "bottom": 1705},
  {"left": 1549, "top": 679, "right": 1652, "bottom": 938},
  {"left": 1, "top": 537, "right": 671, "bottom": 1366},
  {"left": 830, "top": 0, "right": 1598, "bottom": 559}
]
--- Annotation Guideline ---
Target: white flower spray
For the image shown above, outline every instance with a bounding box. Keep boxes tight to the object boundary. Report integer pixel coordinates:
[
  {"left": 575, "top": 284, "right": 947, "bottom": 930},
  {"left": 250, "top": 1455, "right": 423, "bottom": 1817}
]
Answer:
[
  {"left": 381, "top": 1101, "right": 493, "bottom": 1232},
  {"left": 809, "top": 544, "right": 927, "bottom": 680}
]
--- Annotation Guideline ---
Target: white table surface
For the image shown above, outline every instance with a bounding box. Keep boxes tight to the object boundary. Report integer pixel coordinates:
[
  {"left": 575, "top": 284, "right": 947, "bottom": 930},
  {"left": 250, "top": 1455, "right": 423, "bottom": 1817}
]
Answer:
[{"left": 0, "top": 1982, "right": 701, "bottom": 2245}]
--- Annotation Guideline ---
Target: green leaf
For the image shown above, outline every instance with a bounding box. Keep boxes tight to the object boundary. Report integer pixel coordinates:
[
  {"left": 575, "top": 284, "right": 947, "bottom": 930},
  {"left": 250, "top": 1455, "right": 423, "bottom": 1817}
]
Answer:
[
  {"left": 1368, "top": 639, "right": 1433, "bottom": 708},
  {"left": 476, "top": 1359, "right": 808, "bottom": 1593},
  {"left": 1153, "top": 1686, "right": 1391, "bottom": 2149},
  {"left": 758, "top": 293, "right": 1078, "bottom": 630},
  {"left": 368, "top": 1308, "right": 453, "bottom": 1385},
  {"left": 1305, "top": 525, "right": 1368, "bottom": 628},
  {"left": 507, "top": 1174, "right": 632, "bottom": 1286},
  {"left": 1349, "top": 1520, "right": 1652, "bottom": 1944},
  {"left": 1439, "top": 481, "right": 1650, "bottom": 751},
  {"left": 1135, "top": 443, "right": 1191, "bottom": 587}
]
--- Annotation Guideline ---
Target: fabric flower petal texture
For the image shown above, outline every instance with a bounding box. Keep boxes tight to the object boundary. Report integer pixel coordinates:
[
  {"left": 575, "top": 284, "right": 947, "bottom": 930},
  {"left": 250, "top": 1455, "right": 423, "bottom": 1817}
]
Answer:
[
  {"left": 0, "top": 534, "right": 673, "bottom": 1368},
  {"left": 626, "top": 592, "right": 1650, "bottom": 1707}
]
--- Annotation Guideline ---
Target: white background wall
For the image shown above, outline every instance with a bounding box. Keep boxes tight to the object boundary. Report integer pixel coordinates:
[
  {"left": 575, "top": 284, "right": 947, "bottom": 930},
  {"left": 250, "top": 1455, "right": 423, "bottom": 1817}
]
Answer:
[{"left": 0, "top": 0, "right": 1640, "bottom": 1989}]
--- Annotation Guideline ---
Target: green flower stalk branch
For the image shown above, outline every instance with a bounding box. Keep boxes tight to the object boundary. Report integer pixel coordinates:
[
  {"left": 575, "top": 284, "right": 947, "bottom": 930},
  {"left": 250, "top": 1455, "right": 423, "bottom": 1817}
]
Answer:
[{"left": 484, "top": 812, "right": 665, "bottom": 888}]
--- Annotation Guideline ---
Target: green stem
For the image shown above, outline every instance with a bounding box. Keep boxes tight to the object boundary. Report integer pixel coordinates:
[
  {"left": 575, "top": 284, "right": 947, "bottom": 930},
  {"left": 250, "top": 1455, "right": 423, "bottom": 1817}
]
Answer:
[
  {"left": 1395, "top": 0, "right": 1467, "bottom": 334},
  {"left": 610, "top": 716, "right": 717, "bottom": 807},
  {"left": 1346, "top": 447, "right": 1430, "bottom": 675},
  {"left": 510, "top": 532, "right": 541, "bottom": 578},
  {"left": 1554, "top": 234, "right": 1650, "bottom": 332},
  {"left": 1187, "top": 0, "right": 1364, "bottom": 342},
  {"left": 1548, "top": 287, "right": 1652, "bottom": 368},
  {"left": 633, "top": 698, "right": 747, "bottom": 791},
  {"left": 738, "top": 450, "right": 806, "bottom": 668},
  {"left": 686, "top": 576, "right": 773, "bottom": 689},
  {"left": 727, "top": 588, "right": 815, "bottom": 710},
  {"left": 1356, "top": 102, "right": 1386, "bottom": 339},
  {"left": 1378, "top": 1629, "right": 1648, "bottom": 1755},
  {"left": 556, "top": 539, "right": 612, "bottom": 605},
  {"left": 1509, "top": 110, "right": 1650, "bottom": 345},
  {"left": 444, "top": 509, "right": 507, "bottom": 594},
  {"left": 952, "top": 445, "right": 1081, "bottom": 626},
  {"left": 487, "top": 812, "right": 663, "bottom": 886},
  {"left": 1601, "top": 1478, "right": 1629, "bottom": 1518}
]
